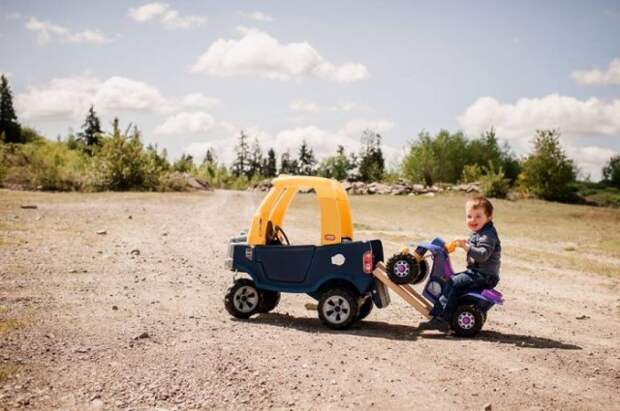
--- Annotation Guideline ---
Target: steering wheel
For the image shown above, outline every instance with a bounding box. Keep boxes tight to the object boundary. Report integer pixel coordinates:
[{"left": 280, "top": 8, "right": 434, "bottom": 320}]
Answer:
[{"left": 273, "top": 225, "right": 290, "bottom": 246}]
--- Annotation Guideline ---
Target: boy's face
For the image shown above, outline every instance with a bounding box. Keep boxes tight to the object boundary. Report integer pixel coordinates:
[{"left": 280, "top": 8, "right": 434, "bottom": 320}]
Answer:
[{"left": 466, "top": 206, "right": 490, "bottom": 232}]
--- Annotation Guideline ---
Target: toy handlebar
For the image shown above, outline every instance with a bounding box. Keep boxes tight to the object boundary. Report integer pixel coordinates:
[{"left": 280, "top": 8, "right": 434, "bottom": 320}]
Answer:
[{"left": 445, "top": 241, "right": 457, "bottom": 253}]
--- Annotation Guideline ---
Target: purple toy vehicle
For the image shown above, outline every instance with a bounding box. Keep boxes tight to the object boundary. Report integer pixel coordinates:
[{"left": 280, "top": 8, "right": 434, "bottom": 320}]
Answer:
[{"left": 387, "top": 237, "right": 504, "bottom": 337}]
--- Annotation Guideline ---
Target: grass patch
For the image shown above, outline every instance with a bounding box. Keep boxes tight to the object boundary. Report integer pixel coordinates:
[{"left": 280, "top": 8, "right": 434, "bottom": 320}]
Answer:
[{"left": 575, "top": 181, "right": 620, "bottom": 208}]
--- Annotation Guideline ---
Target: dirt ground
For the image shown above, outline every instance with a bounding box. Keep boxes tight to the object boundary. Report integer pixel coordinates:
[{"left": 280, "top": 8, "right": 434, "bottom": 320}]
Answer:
[{"left": 1, "top": 189, "right": 619, "bottom": 410}]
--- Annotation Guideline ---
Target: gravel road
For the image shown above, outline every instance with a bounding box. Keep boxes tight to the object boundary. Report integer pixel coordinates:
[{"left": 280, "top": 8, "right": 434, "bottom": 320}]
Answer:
[{"left": 1, "top": 189, "right": 618, "bottom": 410}]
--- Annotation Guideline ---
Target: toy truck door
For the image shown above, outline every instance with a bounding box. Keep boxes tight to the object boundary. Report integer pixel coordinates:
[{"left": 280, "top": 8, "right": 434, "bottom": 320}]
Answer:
[{"left": 254, "top": 246, "right": 315, "bottom": 283}]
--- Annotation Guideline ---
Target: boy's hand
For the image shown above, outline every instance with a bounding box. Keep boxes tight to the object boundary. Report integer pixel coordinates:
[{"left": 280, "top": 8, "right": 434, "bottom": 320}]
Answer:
[{"left": 453, "top": 238, "right": 469, "bottom": 250}]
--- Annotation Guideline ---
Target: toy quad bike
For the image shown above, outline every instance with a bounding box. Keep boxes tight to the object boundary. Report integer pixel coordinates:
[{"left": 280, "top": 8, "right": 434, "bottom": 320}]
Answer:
[
  {"left": 386, "top": 238, "right": 503, "bottom": 337},
  {"left": 224, "top": 176, "right": 388, "bottom": 330}
]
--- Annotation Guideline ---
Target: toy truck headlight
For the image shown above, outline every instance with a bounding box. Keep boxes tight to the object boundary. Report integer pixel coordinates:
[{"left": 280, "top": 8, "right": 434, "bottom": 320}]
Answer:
[{"left": 363, "top": 251, "right": 373, "bottom": 273}]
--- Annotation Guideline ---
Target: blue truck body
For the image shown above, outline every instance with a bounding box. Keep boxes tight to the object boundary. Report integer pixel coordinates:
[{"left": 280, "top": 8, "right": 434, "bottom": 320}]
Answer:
[{"left": 228, "top": 238, "right": 384, "bottom": 300}]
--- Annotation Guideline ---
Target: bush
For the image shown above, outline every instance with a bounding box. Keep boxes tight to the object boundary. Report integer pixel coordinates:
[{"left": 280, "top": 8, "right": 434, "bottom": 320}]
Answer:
[
  {"left": 460, "top": 164, "right": 483, "bottom": 183},
  {"left": 24, "top": 141, "right": 87, "bottom": 190},
  {"left": 0, "top": 140, "right": 87, "bottom": 190},
  {"left": 479, "top": 162, "right": 510, "bottom": 198},
  {"left": 521, "top": 129, "right": 577, "bottom": 202},
  {"left": 156, "top": 171, "right": 191, "bottom": 192},
  {"left": 91, "top": 123, "right": 166, "bottom": 191}
]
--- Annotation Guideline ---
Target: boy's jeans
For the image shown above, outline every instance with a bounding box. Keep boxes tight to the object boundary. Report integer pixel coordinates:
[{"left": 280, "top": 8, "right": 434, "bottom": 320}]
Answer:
[{"left": 431, "top": 269, "right": 498, "bottom": 320}]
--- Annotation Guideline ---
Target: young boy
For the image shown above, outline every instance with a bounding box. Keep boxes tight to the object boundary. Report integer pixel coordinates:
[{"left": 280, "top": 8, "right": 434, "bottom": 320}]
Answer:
[{"left": 425, "top": 196, "right": 501, "bottom": 330}]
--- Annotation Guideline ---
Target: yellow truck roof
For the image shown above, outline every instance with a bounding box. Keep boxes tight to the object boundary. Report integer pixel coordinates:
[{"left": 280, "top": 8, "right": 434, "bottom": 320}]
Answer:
[{"left": 247, "top": 176, "right": 353, "bottom": 246}]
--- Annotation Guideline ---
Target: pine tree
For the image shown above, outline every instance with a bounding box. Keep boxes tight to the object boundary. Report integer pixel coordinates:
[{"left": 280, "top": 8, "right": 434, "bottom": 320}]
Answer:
[
  {"left": 203, "top": 148, "right": 217, "bottom": 165},
  {"left": 262, "top": 148, "right": 277, "bottom": 177},
  {"left": 280, "top": 150, "right": 298, "bottom": 174},
  {"left": 78, "top": 105, "right": 103, "bottom": 155},
  {"left": 297, "top": 140, "right": 316, "bottom": 176},
  {"left": 232, "top": 131, "right": 250, "bottom": 177},
  {"left": 248, "top": 138, "right": 263, "bottom": 177},
  {"left": 0, "top": 74, "right": 22, "bottom": 143},
  {"left": 358, "top": 129, "right": 385, "bottom": 182}
]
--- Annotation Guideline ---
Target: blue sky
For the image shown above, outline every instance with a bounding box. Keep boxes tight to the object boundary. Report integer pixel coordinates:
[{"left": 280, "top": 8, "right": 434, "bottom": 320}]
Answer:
[{"left": 1, "top": 0, "right": 619, "bottom": 179}]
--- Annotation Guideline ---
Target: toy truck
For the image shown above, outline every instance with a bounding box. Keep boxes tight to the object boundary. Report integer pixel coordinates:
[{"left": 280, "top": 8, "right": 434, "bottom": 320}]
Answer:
[
  {"left": 224, "top": 176, "right": 389, "bottom": 330},
  {"left": 224, "top": 176, "right": 503, "bottom": 337}
]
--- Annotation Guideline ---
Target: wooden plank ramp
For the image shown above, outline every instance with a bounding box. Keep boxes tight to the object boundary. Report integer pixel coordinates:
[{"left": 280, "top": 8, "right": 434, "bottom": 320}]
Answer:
[{"left": 372, "top": 262, "right": 432, "bottom": 319}]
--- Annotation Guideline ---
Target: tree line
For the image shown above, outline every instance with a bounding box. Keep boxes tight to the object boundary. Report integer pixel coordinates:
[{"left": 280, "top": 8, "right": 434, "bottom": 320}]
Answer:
[{"left": 1, "top": 74, "right": 620, "bottom": 205}]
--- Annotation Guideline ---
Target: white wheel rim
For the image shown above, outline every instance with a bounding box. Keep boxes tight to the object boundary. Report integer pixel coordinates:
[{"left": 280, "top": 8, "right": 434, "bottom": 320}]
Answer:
[
  {"left": 457, "top": 311, "right": 476, "bottom": 330},
  {"left": 393, "top": 260, "right": 410, "bottom": 278},
  {"left": 322, "top": 296, "right": 351, "bottom": 324},
  {"left": 234, "top": 286, "right": 259, "bottom": 313}
]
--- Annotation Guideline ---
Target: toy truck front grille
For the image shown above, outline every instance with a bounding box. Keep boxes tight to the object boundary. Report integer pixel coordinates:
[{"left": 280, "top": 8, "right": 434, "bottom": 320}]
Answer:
[{"left": 226, "top": 231, "right": 248, "bottom": 270}]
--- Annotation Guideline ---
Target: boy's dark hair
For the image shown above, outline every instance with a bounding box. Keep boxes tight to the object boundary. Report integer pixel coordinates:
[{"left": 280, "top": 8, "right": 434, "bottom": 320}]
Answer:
[{"left": 466, "top": 196, "right": 494, "bottom": 217}]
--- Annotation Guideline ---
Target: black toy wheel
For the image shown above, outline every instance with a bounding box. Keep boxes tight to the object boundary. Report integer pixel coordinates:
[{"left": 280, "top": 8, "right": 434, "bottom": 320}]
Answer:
[
  {"left": 318, "top": 288, "right": 359, "bottom": 330},
  {"left": 356, "top": 297, "right": 374, "bottom": 321},
  {"left": 257, "top": 290, "right": 281, "bottom": 313},
  {"left": 386, "top": 253, "right": 428, "bottom": 284},
  {"left": 224, "top": 278, "right": 261, "bottom": 319},
  {"left": 451, "top": 304, "right": 484, "bottom": 337}
]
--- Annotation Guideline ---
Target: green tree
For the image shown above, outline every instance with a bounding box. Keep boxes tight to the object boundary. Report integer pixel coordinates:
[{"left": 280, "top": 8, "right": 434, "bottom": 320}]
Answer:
[
  {"left": 203, "top": 148, "right": 216, "bottom": 165},
  {"left": 521, "top": 129, "right": 577, "bottom": 201},
  {"left": 280, "top": 150, "right": 298, "bottom": 174},
  {"left": 262, "top": 148, "right": 277, "bottom": 177},
  {"left": 0, "top": 75, "right": 22, "bottom": 143},
  {"left": 248, "top": 138, "right": 263, "bottom": 177},
  {"left": 93, "top": 119, "right": 159, "bottom": 190},
  {"left": 465, "top": 128, "right": 502, "bottom": 168},
  {"left": 318, "top": 145, "right": 355, "bottom": 181},
  {"left": 602, "top": 155, "right": 620, "bottom": 188},
  {"left": 78, "top": 105, "right": 103, "bottom": 155},
  {"left": 358, "top": 129, "right": 385, "bottom": 182},
  {"left": 145, "top": 144, "right": 170, "bottom": 173},
  {"left": 232, "top": 130, "right": 250, "bottom": 177},
  {"left": 173, "top": 153, "right": 194, "bottom": 173},
  {"left": 402, "top": 130, "right": 467, "bottom": 185},
  {"left": 297, "top": 140, "right": 316, "bottom": 175}
]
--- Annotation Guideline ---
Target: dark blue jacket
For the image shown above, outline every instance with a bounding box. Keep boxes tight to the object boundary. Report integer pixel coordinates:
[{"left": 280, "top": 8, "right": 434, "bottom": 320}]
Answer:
[{"left": 467, "top": 221, "right": 501, "bottom": 278}]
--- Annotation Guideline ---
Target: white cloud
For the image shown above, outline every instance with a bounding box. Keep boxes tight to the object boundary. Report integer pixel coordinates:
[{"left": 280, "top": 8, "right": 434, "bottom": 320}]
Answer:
[
  {"left": 457, "top": 94, "right": 620, "bottom": 149},
  {"left": 154, "top": 111, "right": 215, "bottom": 135},
  {"left": 128, "top": 2, "right": 206, "bottom": 29},
  {"left": 572, "top": 58, "right": 620, "bottom": 86},
  {"left": 15, "top": 75, "right": 220, "bottom": 121},
  {"left": 25, "top": 17, "right": 113, "bottom": 45},
  {"left": 190, "top": 27, "right": 368, "bottom": 83},
  {"left": 176, "top": 93, "right": 221, "bottom": 110},
  {"left": 290, "top": 99, "right": 363, "bottom": 113},
  {"left": 128, "top": 2, "right": 168, "bottom": 21},
  {"left": 15, "top": 75, "right": 222, "bottom": 121},
  {"left": 244, "top": 11, "right": 274, "bottom": 22},
  {"left": 566, "top": 146, "right": 617, "bottom": 180}
]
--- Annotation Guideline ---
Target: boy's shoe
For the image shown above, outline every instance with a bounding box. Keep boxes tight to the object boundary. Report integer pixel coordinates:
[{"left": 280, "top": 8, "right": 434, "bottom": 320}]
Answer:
[{"left": 419, "top": 317, "right": 450, "bottom": 332}]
